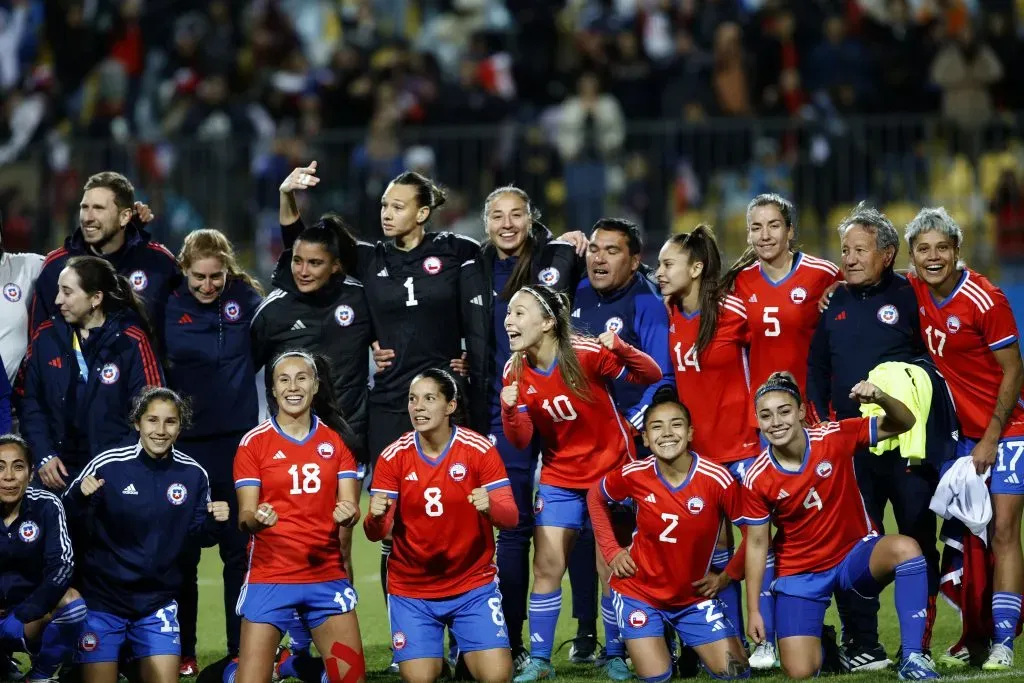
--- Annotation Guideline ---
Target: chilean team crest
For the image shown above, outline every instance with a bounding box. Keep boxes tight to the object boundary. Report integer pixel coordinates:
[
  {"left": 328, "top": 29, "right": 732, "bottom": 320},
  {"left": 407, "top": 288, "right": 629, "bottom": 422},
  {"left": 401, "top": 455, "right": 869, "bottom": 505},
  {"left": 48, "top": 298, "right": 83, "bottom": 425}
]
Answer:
[
  {"left": 538, "top": 267, "right": 560, "bottom": 286},
  {"left": 448, "top": 462, "right": 468, "bottom": 482},
  {"left": 3, "top": 282, "right": 21, "bottom": 302},
  {"left": 80, "top": 632, "right": 99, "bottom": 652},
  {"left": 534, "top": 496, "right": 544, "bottom": 514},
  {"left": 816, "top": 461, "right": 834, "bottom": 478},
  {"left": 628, "top": 609, "right": 648, "bottom": 628},
  {"left": 223, "top": 300, "right": 241, "bottom": 321},
  {"left": 686, "top": 496, "right": 705, "bottom": 515},
  {"left": 18, "top": 520, "right": 39, "bottom": 543},
  {"left": 487, "top": 434, "right": 497, "bottom": 445},
  {"left": 99, "top": 363, "right": 120, "bottom": 385},
  {"left": 790, "top": 286, "right": 807, "bottom": 304},
  {"left": 166, "top": 483, "right": 188, "bottom": 505},
  {"left": 335, "top": 305, "right": 355, "bottom": 327},
  {"left": 317, "top": 442, "right": 335, "bottom": 459},
  {"left": 877, "top": 304, "right": 899, "bottom": 325},
  {"left": 604, "top": 317, "right": 624, "bottom": 334},
  {"left": 392, "top": 632, "right": 407, "bottom": 650},
  {"left": 129, "top": 270, "right": 149, "bottom": 292},
  {"left": 946, "top": 315, "right": 961, "bottom": 334},
  {"left": 422, "top": 256, "right": 442, "bottom": 275}
]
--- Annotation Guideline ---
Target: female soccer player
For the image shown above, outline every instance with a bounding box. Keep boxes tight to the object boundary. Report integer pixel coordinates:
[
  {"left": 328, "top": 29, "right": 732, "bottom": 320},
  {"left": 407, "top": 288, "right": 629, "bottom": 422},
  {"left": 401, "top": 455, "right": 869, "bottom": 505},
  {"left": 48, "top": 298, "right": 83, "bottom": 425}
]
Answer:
[
  {"left": 0, "top": 434, "right": 85, "bottom": 681},
  {"left": 742, "top": 372, "right": 937, "bottom": 680},
  {"left": 587, "top": 387, "right": 750, "bottom": 681},
  {"left": 165, "top": 229, "right": 264, "bottom": 672},
  {"left": 501, "top": 284, "right": 661, "bottom": 681},
  {"left": 904, "top": 207, "right": 1024, "bottom": 670},
  {"left": 233, "top": 351, "right": 364, "bottom": 683},
  {"left": 365, "top": 368, "right": 519, "bottom": 682},
  {"left": 22, "top": 255, "right": 163, "bottom": 492},
  {"left": 64, "top": 387, "right": 230, "bottom": 683}
]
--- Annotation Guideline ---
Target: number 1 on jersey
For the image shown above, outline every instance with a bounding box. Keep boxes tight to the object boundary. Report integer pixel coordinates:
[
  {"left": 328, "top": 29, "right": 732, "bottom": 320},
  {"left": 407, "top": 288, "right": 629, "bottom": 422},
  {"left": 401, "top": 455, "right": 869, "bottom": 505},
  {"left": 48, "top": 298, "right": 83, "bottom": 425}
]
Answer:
[{"left": 403, "top": 276, "right": 419, "bottom": 307}]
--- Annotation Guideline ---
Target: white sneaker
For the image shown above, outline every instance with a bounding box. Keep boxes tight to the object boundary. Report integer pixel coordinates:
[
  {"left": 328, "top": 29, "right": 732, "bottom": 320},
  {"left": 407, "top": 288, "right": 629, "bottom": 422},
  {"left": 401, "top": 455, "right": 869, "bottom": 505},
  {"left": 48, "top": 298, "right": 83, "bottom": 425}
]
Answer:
[
  {"left": 749, "top": 641, "right": 779, "bottom": 670},
  {"left": 982, "top": 643, "right": 1014, "bottom": 671}
]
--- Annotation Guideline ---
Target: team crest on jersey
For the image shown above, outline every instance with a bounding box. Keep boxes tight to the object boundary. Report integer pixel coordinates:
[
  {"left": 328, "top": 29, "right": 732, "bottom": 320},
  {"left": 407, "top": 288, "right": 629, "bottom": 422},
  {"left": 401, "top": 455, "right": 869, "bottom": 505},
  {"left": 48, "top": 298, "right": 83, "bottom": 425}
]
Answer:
[
  {"left": 222, "top": 300, "right": 241, "bottom": 321},
  {"left": 166, "top": 483, "right": 188, "bottom": 505},
  {"left": 392, "top": 632, "right": 407, "bottom": 650},
  {"left": 3, "top": 282, "right": 21, "bottom": 302},
  {"left": 18, "top": 520, "right": 39, "bottom": 543},
  {"left": 538, "top": 267, "right": 560, "bottom": 286},
  {"left": 628, "top": 609, "right": 648, "bottom": 628},
  {"left": 335, "top": 305, "right": 355, "bottom": 327},
  {"left": 487, "top": 434, "right": 497, "bottom": 445},
  {"left": 816, "top": 461, "right": 834, "bottom": 479},
  {"left": 129, "top": 270, "right": 149, "bottom": 292},
  {"left": 686, "top": 496, "right": 705, "bottom": 515},
  {"left": 604, "top": 317, "right": 624, "bottom": 334},
  {"left": 790, "top": 286, "right": 807, "bottom": 304},
  {"left": 534, "top": 496, "right": 544, "bottom": 514},
  {"left": 317, "top": 442, "right": 335, "bottom": 460},
  {"left": 449, "top": 462, "right": 468, "bottom": 482},
  {"left": 422, "top": 256, "right": 442, "bottom": 275},
  {"left": 99, "top": 363, "right": 120, "bottom": 385},
  {"left": 946, "top": 315, "right": 962, "bottom": 334},
  {"left": 80, "top": 632, "right": 99, "bottom": 652},
  {"left": 876, "top": 304, "right": 899, "bottom": 325}
]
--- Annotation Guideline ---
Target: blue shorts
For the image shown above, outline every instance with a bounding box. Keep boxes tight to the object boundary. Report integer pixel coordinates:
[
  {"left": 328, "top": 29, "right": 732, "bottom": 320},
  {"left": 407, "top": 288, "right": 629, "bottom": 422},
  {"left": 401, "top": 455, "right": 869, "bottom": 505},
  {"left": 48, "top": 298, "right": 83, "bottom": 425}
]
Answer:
[
  {"left": 236, "top": 579, "right": 357, "bottom": 634},
  {"left": 388, "top": 582, "right": 509, "bottom": 662},
  {"left": 77, "top": 602, "right": 180, "bottom": 663},
  {"left": 958, "top": 436, "right": 1024, "bottom": 495},
  {"left": 772, "top": 534, "right": 882, "bottom": 639},
  {"left": 0, "top": 613, "right": 25, "bottom": 649},
  {"left": 533, "top": 484, "right": 588, "bottom": 530},
  {"left": 612, "top": 592, "right": 737, "bottom": 647},
  {"left": 726, "top": 457, "right": 758, "bottom": 483}
]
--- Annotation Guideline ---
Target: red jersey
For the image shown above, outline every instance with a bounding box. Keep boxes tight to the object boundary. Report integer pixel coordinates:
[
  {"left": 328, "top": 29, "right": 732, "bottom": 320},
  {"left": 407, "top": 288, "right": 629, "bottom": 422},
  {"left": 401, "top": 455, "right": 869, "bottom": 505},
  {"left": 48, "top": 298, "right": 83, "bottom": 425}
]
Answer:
[
  {"left": 600, "top": 454, "right": 744, "bottom": 609},
  {"left": 733, "top": 252, "right": 841, "bottom": 397},
  {"left": 370, "top": 426, "right": 511, "bottom": 599},
  {"left": 908, "top": 269, "right": 1024, "bottom": 440},
  {"left": 234, "top": 418, "right": 359, "bottom": 584},
  {"left": 742, "top": 418, "right": 878, "bottom": 576},
  {"left": 669, "top": 295, "right": 760, "bottom": 463},
  {"left": 503, "top": 338, "right": 634, "bottom": 488}
]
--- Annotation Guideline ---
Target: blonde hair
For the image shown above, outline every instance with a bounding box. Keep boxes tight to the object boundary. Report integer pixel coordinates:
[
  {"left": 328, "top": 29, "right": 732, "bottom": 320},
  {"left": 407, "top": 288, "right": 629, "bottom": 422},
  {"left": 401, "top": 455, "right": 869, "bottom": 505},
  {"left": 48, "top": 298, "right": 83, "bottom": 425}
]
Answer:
[{"left": 178, "top": 229, "right": 264, "bottom": 296}]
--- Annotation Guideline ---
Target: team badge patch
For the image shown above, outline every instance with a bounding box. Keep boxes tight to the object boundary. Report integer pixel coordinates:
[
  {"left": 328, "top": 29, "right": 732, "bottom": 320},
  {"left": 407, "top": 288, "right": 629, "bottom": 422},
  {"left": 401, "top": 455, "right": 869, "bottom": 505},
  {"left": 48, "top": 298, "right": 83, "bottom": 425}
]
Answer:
[
  {"left": 487, "top": 434, "right": 497, "bottom": 445},
  {"left": 422, "top": 256, "right": 442, "bottom": 275},
  {"left": 604, "top": 317, "right": 624, "bottom": 334},
  {"left": 80, "top": 632, "right": 99, "bottom": 652},
  {"left": 99, "top": 363, "right": 120, "bottom": 385},
  {"left": 335, "top": 304, "right": 355, "bottom": 327},
  {"left": 223, "top": 300, "right": 241, "bottom": 321},
  {"left": 686, "top": 496, "right": 705, "bottom": 515},
  {"left": 317, "top": 442, "right": 335, "bottom": 459},
  {"left": 877, "top": 304, "right": 899, "bottom": 325},
  {"left": 790, "top": 286, "right": 807, "bottom": 304},
  {"left": 628, "top": 609, "right": 648, "bottom": 628},
  {"left": 538, "top": 267, "right": 560, "bottom": 286},
  {"left": 129, "top": 270, "right": 149, "bottom": 292},
  {"left": 449, "top": 462, "right": 467, "bottom": 482},
  {"left": 946, "top": 315, "right": 961, "bottom": 334},
  {"left": 3, "top": 282, "right": 21, "bottom": 302},
  {"left": 18, "top": 520, "right": 39, "bottom": 543},
  {"left": 816, "top": 461, "right": 834, "bottom": 478},
  {"left": 534, "top": 497, "right": 544, "bottom": 514},
  {"left": 166, "top": 483, "right": 188, "bottom": 505},
  {"left": 392, "top": 632, "right": 407, "bottom": 650}
]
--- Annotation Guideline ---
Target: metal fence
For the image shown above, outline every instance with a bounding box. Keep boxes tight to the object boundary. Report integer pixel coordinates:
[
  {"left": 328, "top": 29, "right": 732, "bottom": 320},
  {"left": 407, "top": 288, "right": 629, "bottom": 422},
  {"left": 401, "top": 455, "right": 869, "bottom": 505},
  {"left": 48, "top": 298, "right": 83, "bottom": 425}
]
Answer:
[{"left": 3, "top": 113, "right": 1020, "bottom": 279}]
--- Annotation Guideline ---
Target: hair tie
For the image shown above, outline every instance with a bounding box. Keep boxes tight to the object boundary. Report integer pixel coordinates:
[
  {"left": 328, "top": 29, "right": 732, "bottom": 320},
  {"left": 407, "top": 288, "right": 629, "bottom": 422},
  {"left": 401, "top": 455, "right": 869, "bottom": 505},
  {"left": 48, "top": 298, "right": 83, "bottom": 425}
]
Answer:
[
  {"left": 520, "top": 286, "right": 555, "bottom": 319},
  {"left": 754, "top": 379, "right": 801, "bottom": 405}
]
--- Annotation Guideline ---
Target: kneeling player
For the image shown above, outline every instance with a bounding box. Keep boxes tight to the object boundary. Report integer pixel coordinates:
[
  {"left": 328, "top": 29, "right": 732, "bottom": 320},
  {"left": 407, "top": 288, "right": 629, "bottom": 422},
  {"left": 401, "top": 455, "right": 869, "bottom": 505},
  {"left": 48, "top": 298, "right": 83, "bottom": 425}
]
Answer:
[
  {"left": 0, "top": 435, "right": 86, "bottom": 679},
  {"left": 587, "top": 388, "right": 750, "bottom": 681},
  {"left": 742, "top": 372, "right": 938, "bottom": 680},
  {"left": 365, "top": 369, "right": 518, "bottom": 683}
]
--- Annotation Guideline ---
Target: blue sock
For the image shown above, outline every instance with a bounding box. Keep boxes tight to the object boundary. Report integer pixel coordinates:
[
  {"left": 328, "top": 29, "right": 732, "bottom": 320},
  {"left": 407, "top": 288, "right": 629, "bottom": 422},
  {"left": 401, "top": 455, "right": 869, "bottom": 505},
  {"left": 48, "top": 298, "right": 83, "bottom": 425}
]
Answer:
[
  {"left": 279, "top": 653, "right": 301, "bottom": 680},
  {"left": 992, "top": 591, "right": 1022, "bottom": 650},
  {"left": 288, "top": 613, "right": 312, "bottom": 655},
  {"left": 601, "top": 594, "right": 624, "bottom": 658},
  {"left": 712, "top": 549, "right": 745, "bottom": 647},
  {"left": 894, "top": 556, "right": 929, "bottom": 657},
  {"left": 760, "top": 550, "right": 777, "bottom": 645},
  {"left": 223, "top": 661, "right": 238, "bottom": 683},
  {"left": 528, "top": 590, "right": 562, "bottom": 661},
  {"left": 29, "top": 599, "right": 86, "bottom": 678}
]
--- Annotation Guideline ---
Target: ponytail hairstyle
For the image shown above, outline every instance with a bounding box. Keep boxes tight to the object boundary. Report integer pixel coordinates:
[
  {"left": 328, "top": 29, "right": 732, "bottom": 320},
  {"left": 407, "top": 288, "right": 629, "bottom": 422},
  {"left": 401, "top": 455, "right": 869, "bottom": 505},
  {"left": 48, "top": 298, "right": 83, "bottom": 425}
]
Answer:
[
  {"left": 65, "top": 255, "right": 154, "bottom": 340},
  {"left": 482, "top": 185, "right": 543, "bottom": 300},
  {"left": 266, "top": 350, "right": 362, "bottom": 460},
  {"left": 722, "top": 194, "right": 797, "bottom": 293},
  {"left": 753, "top": 371, "right": 802, "bottom": 407},
  {"left": 129, "top": 386, "right": 194, "bottom": 431},
  {"left": 295, "top": 213, "right": 359, "bottom": 276},
  {"left": 412, "top": 368, "right": 467, "bottom": 426},
  {"left": 509, "top": 284, "right": 593, "bottom": 401},
  {"left": 665, "top": 225, "right": 724, "bottom": 355},
  {"left": 392, "top": 171, "right": 448, "bottom": 227},
  {"left": 644, "top": 385, "right": 692, "bottom": 430},
  {"left": 179, "top": 229, "right": 265, "bottom": 296}
]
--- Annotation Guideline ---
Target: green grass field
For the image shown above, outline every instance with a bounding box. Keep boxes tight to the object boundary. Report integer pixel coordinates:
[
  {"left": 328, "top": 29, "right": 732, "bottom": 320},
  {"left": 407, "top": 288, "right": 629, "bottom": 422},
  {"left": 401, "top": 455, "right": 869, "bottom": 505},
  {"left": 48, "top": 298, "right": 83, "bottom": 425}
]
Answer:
[{"left": 187, "top": 502, "right": 1021, "bottom": 682}]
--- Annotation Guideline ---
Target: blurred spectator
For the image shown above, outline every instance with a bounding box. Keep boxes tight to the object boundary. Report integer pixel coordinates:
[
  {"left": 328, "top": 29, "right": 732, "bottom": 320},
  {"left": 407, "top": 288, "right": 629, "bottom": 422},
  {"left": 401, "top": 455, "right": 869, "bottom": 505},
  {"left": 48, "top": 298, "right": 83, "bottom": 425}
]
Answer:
[
  {"left": 0, "top": 80, "right": 46, "bottom": 165},
  {"left": 659, "top": 29, "right": 714, "bottom": 119},
  {"left": 930, "top": 22, "right": 1003, "bottom": 147},
  {"left": 348, "top": 107, "right": 404, "bottom": 235},
  {"left": 711, "top": 22, "right": 752, "bottom": 116},
  {"left": 608, "top": 31, "right": 653, "bottom": 119},
  {"left": 0, "top": 0, "right": 43, "bottom": 92},
  {"left": 992, "top": 168, "right": 1024, "bottom": 259},
  {"left": 863, "top": 0, "right": 935, "bottom": 114},
  {"left": 807, "top": 15, "right": 869, "bottom": 106},
  {"left": 984, "top": 11, "right": 1021, "bottom": 111}
]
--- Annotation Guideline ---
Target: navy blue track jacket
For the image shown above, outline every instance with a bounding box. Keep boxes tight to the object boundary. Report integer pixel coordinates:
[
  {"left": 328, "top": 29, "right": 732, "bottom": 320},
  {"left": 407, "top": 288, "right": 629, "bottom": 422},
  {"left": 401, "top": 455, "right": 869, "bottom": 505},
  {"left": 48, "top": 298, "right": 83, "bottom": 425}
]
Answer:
[
  {"left": 63, "top": 443, "right": 221, "bottom": 619},
  {"left": 0, "top": 488, "right": 74, "bottom": 624}
]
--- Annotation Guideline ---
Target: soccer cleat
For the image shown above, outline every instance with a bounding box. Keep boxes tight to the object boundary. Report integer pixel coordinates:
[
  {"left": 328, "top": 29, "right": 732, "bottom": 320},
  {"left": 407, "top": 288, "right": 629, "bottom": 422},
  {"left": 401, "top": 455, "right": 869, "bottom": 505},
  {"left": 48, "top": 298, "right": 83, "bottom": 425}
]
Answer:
[
  {"left": 840, "top": 645, "right": 892, "bottom": 672},
  {"left": 178, "top": 657, "right": 199, "bottom": 678},
  {"left": 387, "top": 655, "right": 399, "bottom": 675},
  {"left": 602, "top": 657, "right": 631, "bottom": 681},
  {"left": 936, "top": 645, "right": 970, "bottom": 668},
  {"left": 898, "top": 652, "right": 940, "bottom": 680},
  {"left": 196, "top": 656, "right": 235, "bottom": 683},
  {"left": 3, "top": 655, "right": 25, "bottom": 682},
  {"left": 513, "top": 650, "right": 532, "bottom": 675},
  {"left": 568, "top": 634, "right": 597, "bottom": 664},
  {"left": 981, "top": 644, "right": 1014, "bottom": 671},
  {"left": 749, "top": 641, "right": 779, "bottom": 669},
  {"left": 271, "top": 647, "right": 290, "bottom": 682},
  {"left": 513, "top": 658, "right": 556, "bottom": 682}
]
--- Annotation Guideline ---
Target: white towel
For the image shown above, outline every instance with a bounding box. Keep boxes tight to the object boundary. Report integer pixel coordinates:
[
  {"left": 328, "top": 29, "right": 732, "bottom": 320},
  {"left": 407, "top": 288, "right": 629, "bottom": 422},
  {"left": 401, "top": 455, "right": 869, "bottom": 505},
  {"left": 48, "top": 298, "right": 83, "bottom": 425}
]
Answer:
[{"left": 929, "top": 456, "right": 992, "bottom": 545}]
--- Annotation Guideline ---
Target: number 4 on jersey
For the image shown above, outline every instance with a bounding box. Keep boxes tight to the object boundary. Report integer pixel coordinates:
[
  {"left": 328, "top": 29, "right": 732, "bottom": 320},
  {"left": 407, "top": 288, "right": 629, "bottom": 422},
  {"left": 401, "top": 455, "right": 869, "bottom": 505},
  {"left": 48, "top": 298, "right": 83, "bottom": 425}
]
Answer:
[{"left": 803, "top": 487, "right": 823, "bottom": 512}]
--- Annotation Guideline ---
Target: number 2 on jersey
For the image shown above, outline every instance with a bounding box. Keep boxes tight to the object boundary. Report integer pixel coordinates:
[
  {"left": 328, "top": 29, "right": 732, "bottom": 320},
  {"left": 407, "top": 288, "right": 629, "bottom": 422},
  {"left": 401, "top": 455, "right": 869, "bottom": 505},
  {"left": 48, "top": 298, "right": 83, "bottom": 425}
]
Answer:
[
  {"left": 659, "top": 513, "right": 679, "bottom": 544},
  {"left": 672, "top": 342, "right": 701, "bottom": 372},
  {"left": 288, "top": 463, "right": 321, "bottom": 494}
]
